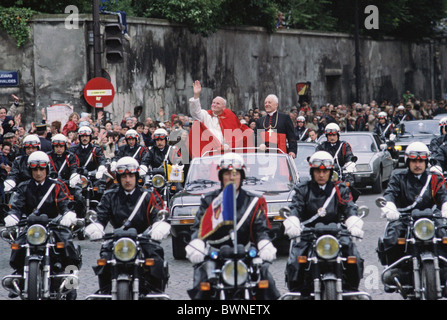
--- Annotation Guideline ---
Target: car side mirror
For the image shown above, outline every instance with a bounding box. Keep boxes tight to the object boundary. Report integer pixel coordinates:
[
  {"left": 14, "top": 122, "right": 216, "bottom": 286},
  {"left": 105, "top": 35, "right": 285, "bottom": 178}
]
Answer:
[
  {"left": 279, "top": 207, "right": 291, "bottom": 219},
  {"left": 375, "top": 197, "right": 387, "bottom": 208},
  {"left": 357, "top": 205, "right": 369, "bottom": 218},
  {"left": 380, "top": 143, "right": 387, "bottom": 151},
  {"left": 351, "top": 156, "right": 358, "bottom": 163}
]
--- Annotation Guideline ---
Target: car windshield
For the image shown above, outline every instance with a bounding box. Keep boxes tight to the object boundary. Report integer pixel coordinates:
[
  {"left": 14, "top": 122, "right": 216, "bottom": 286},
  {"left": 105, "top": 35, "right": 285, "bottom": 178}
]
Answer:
[
  {"left": 401, "top": 121, "right": 438, "bottom": 135},
  {"left": 319, "top": 134, "right": 377, "bottom": 153},
  {"left": 187, "top": 153, "right": 296, "bottom": 192},
  {"left": 294, "top": 145, "right": 317, "bottom": 169}
]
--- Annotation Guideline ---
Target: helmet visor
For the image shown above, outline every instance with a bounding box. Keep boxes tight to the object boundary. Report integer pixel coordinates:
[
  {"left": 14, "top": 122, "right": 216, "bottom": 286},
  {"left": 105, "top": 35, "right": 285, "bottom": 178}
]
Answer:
[
  {"left": 218, "top": 159, "right": 245, "bottom": 171},
  {"left": 29, "top": 161, "right": 48, "bottom": 169},
  {"left": 309, "top": 159, "right": 334, "bottom": 169},
  {"left": 407, "top": 151, "right": 429, "bottom": 160},
  {"left": 24, "top": 142, "right": 40, "bottom": 148},
  {"left": 153, "top": 133, "right": 167, "bottom": 140},
  {"left": 52, "top": 140, "right": 66, "bottom": 146},
  {"left": 325, "top": 129, "right": 338, "bottom": 135},
  {"left": 116, "top": 164, "right": 139, "bottom": 174}
]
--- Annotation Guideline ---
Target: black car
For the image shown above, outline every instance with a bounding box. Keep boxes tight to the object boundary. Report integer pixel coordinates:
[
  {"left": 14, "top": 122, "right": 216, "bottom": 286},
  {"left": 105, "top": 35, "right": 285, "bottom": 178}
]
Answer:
[
  {"left": 394, "top": 119, "right": 440, "bottom": 166},
  {"left": 168, "top": 150, "right": 299, "bottom": 259}
]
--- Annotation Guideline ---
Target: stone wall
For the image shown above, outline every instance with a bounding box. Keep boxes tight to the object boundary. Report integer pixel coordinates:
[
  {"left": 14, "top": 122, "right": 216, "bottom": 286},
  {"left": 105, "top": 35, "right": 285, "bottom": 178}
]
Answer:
[{"left": 0, "top": 14, "right": 445, "bottom": 126}]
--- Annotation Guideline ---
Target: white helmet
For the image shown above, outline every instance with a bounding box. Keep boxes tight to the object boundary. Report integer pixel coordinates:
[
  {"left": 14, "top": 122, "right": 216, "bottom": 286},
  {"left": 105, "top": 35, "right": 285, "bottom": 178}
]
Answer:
[
  {"left": 397, "top": 105, "right": 405, "bottom": 111},
  {"left": 78, "top": 126, "right": 92, "bottom": 136},
  {"left": 404, "top": 142, "right": 430, "bottom": 164},
  {"left": 125, "top": 129, "right": 139, "bottom": 140},
  {"left": 378, "top": 112, "right": 387, "bottom": 119},
  {"left": 22, "top": 134, "right": 41, "bottom": 149},
  {"left": 324, "top": 123, "right": 340, "bottom": 135},
  {"left": 27, "top": 150, "right": 50, "bottom": 170},
  {"left": 153, "top": 128, "right": 169, "bottom": 141},
  {"left": 115, "top": 156, "right": 139, "bottom": 175},
  {"left": 297, "top": 116, "right": 306, "bottom": 122},
  {"left": 51, "top": 133, "right": 68, "bottom": 148},
  {"left": 308, "top": 151, "right": 334, "bottom": 170},
  {"left": 217, "top": 153, "right": 246, "bottom": 180}
]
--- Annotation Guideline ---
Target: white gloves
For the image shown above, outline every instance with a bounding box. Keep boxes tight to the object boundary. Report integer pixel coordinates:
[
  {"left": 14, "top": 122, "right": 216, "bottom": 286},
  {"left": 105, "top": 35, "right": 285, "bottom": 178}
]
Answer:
[
  {"left": 84, "top": 222, "right": 104, "bottom": 240},
  {"left": 4, "top": 214, "right": 19, "bottom": 227},
  {"left": 257, "top": 239, "right": 277, "bottom": 262},
  {"left": 69, "top": 173, "right": 81, "bottom": 188},
  {"left": 430, "top": 165, "right": 443, "bottom": 175},
  {"left": 139, "top": 164, "right": 148, "bottom": 177},
  {"left": 344, "top": 162, "right": 356, "bottom": 173},
  {"left": 381, "top": 201, "right": 399, "bottom": 221},
  {"left": 95, "top": 165, "right": 107, "bottom": 179},
  {"left": 110, "top": 161, "right": 117, "bottom": 172},
  {"left": 185, "top": 238, "right": 206, "bottom": 264},
  {"left": 150, "top": 221, "right": 171, "bottom": 240},
  {"left": 345, "top": 215, "right": 364, "bottom": 238},
  {"left": 4, "top": 180, "right": 16, "bottom": 192},
  {"left": 389, "top": 133, "right": 396, "bottom": 141},
  {"left": 60, "top": 211, "right": 77, "bottom": 227},
  {"left": 283, "top": 216, "right": 302, "bottom": 238},
  {"left": 442, "top": 203, "right": 447, "bottom": 219}
]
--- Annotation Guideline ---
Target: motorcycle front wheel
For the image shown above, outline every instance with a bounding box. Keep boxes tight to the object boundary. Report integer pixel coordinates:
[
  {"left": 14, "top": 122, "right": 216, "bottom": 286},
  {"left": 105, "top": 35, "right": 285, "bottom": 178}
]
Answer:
[
  {"left": 422, "top": 261, "right": 438, "bottom": 300},
  {"left": 28, "top": 260, "right": 41, "bottom": 300},
  {"left": 117, "top": 280, "right": 132, "bottom": 300},
  {"left": 322, "top": 280, "right": 337, "bottom": 300}
]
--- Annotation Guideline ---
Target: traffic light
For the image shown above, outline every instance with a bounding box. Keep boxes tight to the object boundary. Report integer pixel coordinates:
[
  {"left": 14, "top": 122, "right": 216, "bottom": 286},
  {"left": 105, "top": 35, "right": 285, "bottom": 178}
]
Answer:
[{"left": 104, "top": 23, "right": 124, "bottom": 63}]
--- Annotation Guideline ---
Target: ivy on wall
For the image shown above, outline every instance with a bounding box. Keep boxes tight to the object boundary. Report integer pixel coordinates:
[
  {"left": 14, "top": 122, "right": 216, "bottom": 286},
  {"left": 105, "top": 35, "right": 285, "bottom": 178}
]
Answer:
[{"left": 0, "top": 6, "right": 36, "bottom": 47}]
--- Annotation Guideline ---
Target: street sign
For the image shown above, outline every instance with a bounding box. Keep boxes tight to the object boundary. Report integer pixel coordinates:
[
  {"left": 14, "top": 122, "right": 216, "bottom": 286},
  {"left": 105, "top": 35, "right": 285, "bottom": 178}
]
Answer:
[
  {"left": 83, "top": 77, "right": 115, "bottom": 108},
  {"left": 0, "top": 70, "right": 19, "bottom": 87}
]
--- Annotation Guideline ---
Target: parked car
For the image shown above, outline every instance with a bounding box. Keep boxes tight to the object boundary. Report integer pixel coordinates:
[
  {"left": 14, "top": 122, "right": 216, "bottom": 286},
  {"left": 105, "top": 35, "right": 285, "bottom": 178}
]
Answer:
[
  {"left": 294, "top": 142, "right": 318, "bottom": 182},
  {"left": 394, "top": 119, "right": 440, "bottom": 166},
  {"left": 317, "top": 132, "right": 394, "bottom": 193},
  {"left": 168, "top": 149, "right": 299, "bottom": 259}
]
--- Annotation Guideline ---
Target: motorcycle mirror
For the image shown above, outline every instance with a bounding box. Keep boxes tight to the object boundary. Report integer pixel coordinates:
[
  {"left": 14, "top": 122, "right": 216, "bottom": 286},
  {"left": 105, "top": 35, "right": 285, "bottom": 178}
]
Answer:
[
  {"left": 357, "top": 205, "right": 369, "bottom": 218},
  {"left": 279, "top": 207, "right": 291, "bottom": 219},
  {"left": 331, "top": 171, "right": 339, "bottom": 182},
  {"left": 49, "top": 172, "right": 58, "bottom": 179},
  {"left": 351, "top": 156, "right": 358, "bottom": 163},
  {"left": 375, "top": 197, "right": 388, "bottom": 208},
  {"left": 429, "top": 158, "right": 438, "bottom": 166}
]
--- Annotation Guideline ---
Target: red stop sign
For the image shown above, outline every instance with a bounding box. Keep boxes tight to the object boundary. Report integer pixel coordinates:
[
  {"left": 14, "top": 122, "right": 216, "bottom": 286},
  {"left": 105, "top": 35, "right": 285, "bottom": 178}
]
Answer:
[{"left": 84, "top": 77, "right": 115, "bottom": 108}]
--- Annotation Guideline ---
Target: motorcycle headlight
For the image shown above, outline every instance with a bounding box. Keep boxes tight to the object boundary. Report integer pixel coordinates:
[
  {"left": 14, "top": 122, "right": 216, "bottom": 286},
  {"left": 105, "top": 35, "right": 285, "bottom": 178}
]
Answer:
[
  {"left": 80, "top": 175, "right": 89, "bottom": 189},
  {"left": 26, "top": 224, "right": 47, "bottom": 245},
  {"left": 221, "top": 260, "right": 248, "bottom": 286},
  {"left": 113, "top": 238, "right": 137, "bottom": 262},
  {"left": 152, "top": 174, "right": 166, "bottom": 188},
  {"left": 315, "top": 235, "right": 340, "bottom": 260},
  {"left": 414, "top": 218, "right": 435, "bottom": 241}
]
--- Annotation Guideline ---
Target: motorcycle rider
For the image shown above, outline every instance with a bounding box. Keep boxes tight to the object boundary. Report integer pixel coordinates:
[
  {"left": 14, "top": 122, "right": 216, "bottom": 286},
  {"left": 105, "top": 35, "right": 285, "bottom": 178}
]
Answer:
[
  {"left": 84, "top": 156, "right": 171, "bottom": 294},
  {"left": 185, "top": 152, "right": 280, "bottom": 300},
  {"left": 3, "top": 151, "right": 82, "bottom": 298},
  {"left": 377, "top": 142, "right": 447, "bottom": 292},
  {"left": 110, "top": 129, "right": 149, "bottom": 172},
  {"left": 69, "top": 126, "right": 107, "bottom": 179},
  {"left": 47, "top": 133, "right": 86, "bottom": 218},
  {"left": 429, "top": 116, "right": 447, "bottom": 154},
  {"left": 294, "top": 116, "right": 309, "bottom": 141},
  {"left": 283, "top": 150, "right": 365, "bottom": 297},
  {"left": 373, "top": 111, "right": 394, "bottom": 141},
  {"left": 142, "top": 128, "right": 182, "bottom": 170},
  {"left": 3, "top": 134, "right": 41, "bottom": 192}
]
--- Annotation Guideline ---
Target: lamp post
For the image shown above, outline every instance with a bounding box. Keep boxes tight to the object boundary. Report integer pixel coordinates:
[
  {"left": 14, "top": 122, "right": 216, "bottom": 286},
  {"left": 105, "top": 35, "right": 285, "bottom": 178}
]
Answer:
[{"left": 93, "top": 0, "right": 101, "bottom": 78}]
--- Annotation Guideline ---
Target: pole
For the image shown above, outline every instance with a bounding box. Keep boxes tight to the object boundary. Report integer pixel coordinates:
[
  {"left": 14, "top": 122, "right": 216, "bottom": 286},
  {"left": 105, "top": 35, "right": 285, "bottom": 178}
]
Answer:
[
  {"left": 354, "top": 0, "right": 361, "bottom": 102},
  {"left": 232, "top": 169, "right": 238, "bottom": 289},
  {"left": 93, "top": 0, "right": 101, "bottom": 78}
]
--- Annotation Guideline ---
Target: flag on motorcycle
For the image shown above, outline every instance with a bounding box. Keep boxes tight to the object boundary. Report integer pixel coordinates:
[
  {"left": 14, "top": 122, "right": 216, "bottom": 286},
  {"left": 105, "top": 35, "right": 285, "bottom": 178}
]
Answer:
[{"left": 198, "top": 183, "right": 235, "bottom": 241}]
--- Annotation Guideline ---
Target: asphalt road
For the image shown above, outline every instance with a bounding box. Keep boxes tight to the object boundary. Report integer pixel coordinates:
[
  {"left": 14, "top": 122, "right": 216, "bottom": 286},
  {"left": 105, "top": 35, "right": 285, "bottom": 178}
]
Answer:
[{"left": 0, "top": 188, "right": 408, "bottom": 301}]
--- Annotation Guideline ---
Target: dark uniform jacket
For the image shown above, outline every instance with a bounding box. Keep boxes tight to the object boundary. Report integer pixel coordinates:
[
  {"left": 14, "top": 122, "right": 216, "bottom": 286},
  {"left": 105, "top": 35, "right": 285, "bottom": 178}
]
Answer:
[
  {"left": 112, "top": 144, "right": 148, "bottom": 164},
  {"left": 47, "top": 151, "right": 80, "bottom": 181},
  {"left": 142, "top": 145, "right": 181, "bottom": 170},
  {"left": 316, "top": 140, "right": 355, "bottom": 168},
  {"left": 191, "top": 188, "right": 271, "bottom": 247},
  {"left": 69, "top": 143, "right": 106, "bottom": 172},
  {"left": 290, "top": 180, "right": 357, "bottom": 225},
  {"left": 373, "top": 122, "right": 393, "bottom": 140},
  {"left": 96, "top": 185, "right": 163, "bottom": 234},
  {"left": 9, "top": 177, "right": 71, "bottom": 220},
  {"left": 8, "top": 155, "right": 31, "bottom": 185}
]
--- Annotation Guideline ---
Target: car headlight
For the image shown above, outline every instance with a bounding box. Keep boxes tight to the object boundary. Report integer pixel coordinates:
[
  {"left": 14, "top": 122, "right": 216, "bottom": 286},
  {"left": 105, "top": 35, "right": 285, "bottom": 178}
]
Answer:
[
  {"left": 172, "top": 206, "right": 199, "bottom": 217},
  {"left": 315, "top": 235, "right": 340, "bottom": 259},
  {"left": 394, "top": 145, "right": 403, "bottom": 152},
  {"left": 221, "top": 260, "right": 248, "bottom": 286},
  {"left": 355, "top": 164, "right": 371, "bottom": 172},
  {"left": 152, "top": 174, "right": 166, "bottom": 188},
  {"left": 27, "top": 225, "right": 47, "bottom": 245},
  {"left": 268, "top": 202, "right": 291, "bottom": 220},
  {"left": 113, "top": 238, "right": 137, "bottom": 262},
  {"left": 414, "top": 218, "right": 435, "bottom": 241}
]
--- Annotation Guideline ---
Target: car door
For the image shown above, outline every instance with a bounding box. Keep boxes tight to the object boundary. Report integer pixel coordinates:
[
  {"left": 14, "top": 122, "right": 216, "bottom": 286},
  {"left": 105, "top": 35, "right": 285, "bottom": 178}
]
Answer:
[{"left": 373, "top": 133, "right": 393, "bottom": 179}]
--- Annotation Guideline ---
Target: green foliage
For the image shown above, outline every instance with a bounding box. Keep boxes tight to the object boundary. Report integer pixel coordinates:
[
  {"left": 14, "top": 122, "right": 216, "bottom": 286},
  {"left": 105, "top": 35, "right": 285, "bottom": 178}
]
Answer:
[{"left": 0, "top": 6, "right": 37, "bottom": 47}]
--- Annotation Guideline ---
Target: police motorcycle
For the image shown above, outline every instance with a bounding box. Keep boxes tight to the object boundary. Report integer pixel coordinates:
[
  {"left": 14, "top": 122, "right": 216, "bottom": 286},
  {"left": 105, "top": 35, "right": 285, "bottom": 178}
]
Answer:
[
  {"left": 279, "top": 206, "right": 371, "bottom": 300},
  {"left": 85, "top": 209, "right": 170, "bottom": 300},
  {"left": 376, "top": 197, "right": 447, "bottom": 300},
  {"left": 1, "top": 212, "right": 80, "bottom": 300},
  {"left": 330, "top": 155, "right": 360, "bottom": 203}
]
